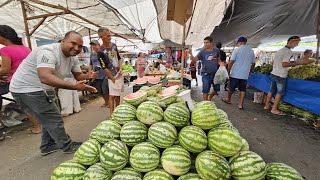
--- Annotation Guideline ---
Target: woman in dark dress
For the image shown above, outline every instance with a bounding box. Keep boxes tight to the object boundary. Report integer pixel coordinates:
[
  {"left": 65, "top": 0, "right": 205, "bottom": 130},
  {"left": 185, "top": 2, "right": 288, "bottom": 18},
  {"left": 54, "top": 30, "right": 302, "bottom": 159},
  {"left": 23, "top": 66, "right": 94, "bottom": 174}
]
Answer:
[{"left": 189, "top": 60, "right": 198, "bottom": 86}]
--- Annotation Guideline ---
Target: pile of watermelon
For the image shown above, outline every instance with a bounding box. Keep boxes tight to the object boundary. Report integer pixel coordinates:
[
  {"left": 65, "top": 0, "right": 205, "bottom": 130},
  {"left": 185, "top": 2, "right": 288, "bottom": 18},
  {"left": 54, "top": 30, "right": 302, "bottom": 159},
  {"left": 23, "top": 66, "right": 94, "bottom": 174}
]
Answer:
[{"left": 51, "top": 84, "right": 303, "bottom": 180}]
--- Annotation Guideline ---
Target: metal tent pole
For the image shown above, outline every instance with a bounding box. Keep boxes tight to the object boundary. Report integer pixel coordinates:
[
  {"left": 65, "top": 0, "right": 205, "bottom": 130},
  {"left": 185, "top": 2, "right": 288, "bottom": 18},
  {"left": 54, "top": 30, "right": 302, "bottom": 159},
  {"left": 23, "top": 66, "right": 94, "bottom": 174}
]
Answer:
[
  {"left": 180, "top": 23, "right": 186, "bottom": 84},
  {"left": 316, "top": 1, "right": 320, "bottom": 64}
]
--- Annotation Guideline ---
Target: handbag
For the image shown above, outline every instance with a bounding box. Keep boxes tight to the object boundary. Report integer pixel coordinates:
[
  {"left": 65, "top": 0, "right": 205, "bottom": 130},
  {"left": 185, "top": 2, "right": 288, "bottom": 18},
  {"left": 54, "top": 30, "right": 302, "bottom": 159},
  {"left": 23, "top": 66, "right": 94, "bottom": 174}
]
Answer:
[{"left": 0, "top": 82, "right": 9, "bottom": 95}]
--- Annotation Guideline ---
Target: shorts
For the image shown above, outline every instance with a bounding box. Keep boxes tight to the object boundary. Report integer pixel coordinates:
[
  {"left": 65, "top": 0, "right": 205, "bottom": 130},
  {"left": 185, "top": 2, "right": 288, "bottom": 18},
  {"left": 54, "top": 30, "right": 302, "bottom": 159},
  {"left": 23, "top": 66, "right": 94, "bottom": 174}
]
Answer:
[
  {"left": 93, "top": 79, "right": 109, "bottom": 95},
  {"left": 108, "top": 77, "right": 124, "bottom": 96},
  {"left": 201, "top": 73, "right": 220, "bottom": 93},
  {"left": 229, "top": 77, "right": 247, "bottom": 92},
  {"left": 269, "top": 74, "right": 287, "bottom": 95}
]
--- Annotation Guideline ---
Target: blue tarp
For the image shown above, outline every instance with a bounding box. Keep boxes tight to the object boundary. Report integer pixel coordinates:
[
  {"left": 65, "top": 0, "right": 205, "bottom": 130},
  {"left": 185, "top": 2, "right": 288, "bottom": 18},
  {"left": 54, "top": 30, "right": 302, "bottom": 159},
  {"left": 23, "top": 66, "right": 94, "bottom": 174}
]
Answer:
[{"left": 248, "top": 73, "right": 320, "bottom": 115}]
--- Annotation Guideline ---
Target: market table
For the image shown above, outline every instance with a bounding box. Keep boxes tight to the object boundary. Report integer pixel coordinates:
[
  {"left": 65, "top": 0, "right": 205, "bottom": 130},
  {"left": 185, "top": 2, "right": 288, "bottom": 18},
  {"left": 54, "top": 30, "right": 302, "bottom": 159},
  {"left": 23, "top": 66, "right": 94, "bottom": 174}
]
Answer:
[{"left": 248, "top": 73, "right": 320, "bottom": 115}]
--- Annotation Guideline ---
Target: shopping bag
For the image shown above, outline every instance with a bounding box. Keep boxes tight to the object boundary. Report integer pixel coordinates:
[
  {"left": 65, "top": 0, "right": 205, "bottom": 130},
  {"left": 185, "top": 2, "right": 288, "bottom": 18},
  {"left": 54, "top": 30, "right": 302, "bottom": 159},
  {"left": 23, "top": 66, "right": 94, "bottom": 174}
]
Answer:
[{"left": 213, "top": 66, "right": 228, "bottom": 84}]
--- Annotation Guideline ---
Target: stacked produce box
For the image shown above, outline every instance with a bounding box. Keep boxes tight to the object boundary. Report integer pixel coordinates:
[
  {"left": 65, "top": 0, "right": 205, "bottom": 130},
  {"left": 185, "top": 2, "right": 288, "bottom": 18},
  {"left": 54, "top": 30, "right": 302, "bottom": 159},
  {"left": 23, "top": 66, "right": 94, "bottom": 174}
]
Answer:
[{"left": 51, "top": 84, "right": 303, "bottom": 180}]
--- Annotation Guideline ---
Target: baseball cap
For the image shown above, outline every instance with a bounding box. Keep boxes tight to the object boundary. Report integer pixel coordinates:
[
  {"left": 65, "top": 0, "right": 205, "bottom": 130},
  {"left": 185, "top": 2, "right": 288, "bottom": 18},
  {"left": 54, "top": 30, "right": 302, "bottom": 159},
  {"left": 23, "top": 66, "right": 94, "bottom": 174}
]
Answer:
[
  {"left": 89, "top": 40, "right": 100, "bottom": 45},
  {"left": 237, "top": 37, "right": 247, "bottom": 43}
]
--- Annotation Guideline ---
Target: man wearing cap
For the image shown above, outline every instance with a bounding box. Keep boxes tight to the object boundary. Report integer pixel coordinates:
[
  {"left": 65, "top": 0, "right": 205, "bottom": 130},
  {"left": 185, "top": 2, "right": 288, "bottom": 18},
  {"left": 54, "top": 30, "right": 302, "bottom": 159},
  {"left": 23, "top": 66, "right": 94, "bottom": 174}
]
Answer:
[
  {"left": 264, "top": 36, "right": 313, "bottom": 115},
  {"left": 89, "top": 40, "right": 109, "bottom": 107},
  {"left": 190, "top": 36, "right": 221, "bottom": 101},
  {"left": 222, "top": 37, "right": 255, "bottom": 109}
]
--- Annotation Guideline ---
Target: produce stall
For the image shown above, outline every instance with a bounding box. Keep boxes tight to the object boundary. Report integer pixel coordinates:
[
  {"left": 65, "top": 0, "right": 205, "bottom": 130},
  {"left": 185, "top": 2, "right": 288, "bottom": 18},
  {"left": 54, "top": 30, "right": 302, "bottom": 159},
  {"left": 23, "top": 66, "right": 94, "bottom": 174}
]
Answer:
[
  {"left": 248, "top": 65, "right": 320, "bottom": 116},
  {"left": 51, "top": 84, "right": 304, "bottom": 180}
]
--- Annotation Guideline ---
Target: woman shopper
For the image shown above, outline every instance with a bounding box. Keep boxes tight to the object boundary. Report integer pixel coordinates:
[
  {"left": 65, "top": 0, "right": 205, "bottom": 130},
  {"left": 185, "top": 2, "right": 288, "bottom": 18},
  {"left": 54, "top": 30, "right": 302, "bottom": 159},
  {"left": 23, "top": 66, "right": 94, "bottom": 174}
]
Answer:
[
  {"left": 189, "top": 60, "right": 198, "bottom": 86},
  {"left": 136, "top": 52, "right": 147, "bottom": 78},
  {"left": 0, "top": 25, "right": 41, "bottom": 133}
]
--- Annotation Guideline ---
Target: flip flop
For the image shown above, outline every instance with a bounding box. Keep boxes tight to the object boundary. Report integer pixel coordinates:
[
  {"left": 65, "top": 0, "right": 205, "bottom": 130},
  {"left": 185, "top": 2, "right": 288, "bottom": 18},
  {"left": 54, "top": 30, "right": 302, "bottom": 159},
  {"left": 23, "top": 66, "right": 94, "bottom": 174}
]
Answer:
[
  {"left": 221, "top": 97, "right": 231, "bottom": 104},
  {"left": 101, "top": 104, "right": 110, "bottom": 108},
  {"left": 29, "top": 129, "right": 41, "bottom": 134},
  {"left": 271, "top": 111, "right": 286, "bottom": 116},
  {"left": 263, "top": 106, "right": 269, "bottom": 110},
  {"left": 238, "top": 105, "right": 244, "bottom": 110},
  {"left": 313, "top": 122, "right": 320, "bottom": 128}
]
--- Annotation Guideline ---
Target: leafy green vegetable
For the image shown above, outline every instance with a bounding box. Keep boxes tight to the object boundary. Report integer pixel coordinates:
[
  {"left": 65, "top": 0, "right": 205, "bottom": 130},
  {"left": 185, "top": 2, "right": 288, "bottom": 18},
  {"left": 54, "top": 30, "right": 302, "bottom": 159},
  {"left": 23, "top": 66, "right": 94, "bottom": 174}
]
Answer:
[
  {"left": 122, "top": 64, "right": 135, "bottom": 73},
  {"left": 288, "top": 64, "right": 320, "bottom": 81}
]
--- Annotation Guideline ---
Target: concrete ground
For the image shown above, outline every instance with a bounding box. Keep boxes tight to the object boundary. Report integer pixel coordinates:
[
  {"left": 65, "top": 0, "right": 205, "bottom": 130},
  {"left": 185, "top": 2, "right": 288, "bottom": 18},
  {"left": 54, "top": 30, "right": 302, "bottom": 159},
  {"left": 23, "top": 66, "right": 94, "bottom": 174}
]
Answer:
[{"left": 0, "top": 80, "right": 319, "bottom": 180}]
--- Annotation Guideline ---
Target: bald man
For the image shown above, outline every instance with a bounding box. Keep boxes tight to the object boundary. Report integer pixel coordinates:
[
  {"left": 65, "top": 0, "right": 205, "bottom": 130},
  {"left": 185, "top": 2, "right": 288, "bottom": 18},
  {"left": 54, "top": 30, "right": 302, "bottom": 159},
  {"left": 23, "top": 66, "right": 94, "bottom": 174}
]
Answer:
[{"left": 10, "top": 31, "right": 97, "bottom": 156}]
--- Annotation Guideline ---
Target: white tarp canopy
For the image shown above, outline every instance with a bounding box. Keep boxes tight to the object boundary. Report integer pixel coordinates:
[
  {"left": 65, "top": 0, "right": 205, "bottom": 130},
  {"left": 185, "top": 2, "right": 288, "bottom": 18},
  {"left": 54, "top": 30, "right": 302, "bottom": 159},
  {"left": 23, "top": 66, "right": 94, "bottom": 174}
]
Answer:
[{"left": 0, "top": 0, "right": 231, "bottom": 51}]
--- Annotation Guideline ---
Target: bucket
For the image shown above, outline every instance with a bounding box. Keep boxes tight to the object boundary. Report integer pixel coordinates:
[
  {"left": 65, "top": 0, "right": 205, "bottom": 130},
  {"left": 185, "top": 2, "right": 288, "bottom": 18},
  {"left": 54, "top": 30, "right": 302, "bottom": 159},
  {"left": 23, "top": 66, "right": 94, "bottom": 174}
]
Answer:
[{"left": 177, "top": 90, "right": 195, "bottom": 112}]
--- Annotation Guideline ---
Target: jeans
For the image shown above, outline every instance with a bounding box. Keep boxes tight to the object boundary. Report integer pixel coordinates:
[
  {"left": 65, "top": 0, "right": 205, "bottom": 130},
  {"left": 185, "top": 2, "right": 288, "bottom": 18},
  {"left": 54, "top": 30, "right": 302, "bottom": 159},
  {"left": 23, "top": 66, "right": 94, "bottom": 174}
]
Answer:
[
  {"left": 269, "top": 74, "right": 287, "bottom": 95},
  {"left": 201, "top": 73, "right": 220, "bottom": 93},
  {"left": 11, "top": 90, "right": 72, "bottom": 151},
  {"left": 229, "top": 77, "right": 248, "bottom": 92}
]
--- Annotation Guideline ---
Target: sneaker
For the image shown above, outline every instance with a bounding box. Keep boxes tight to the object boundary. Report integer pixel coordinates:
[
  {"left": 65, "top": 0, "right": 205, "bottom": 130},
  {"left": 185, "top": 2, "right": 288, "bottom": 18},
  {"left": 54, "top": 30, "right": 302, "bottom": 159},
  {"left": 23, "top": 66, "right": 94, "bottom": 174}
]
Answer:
[
  {"left": 41, "top": 144, "right": 61, "bottom": 156},
  {"left": 63, "top": 142, "right": 82, "bottom": 154}
]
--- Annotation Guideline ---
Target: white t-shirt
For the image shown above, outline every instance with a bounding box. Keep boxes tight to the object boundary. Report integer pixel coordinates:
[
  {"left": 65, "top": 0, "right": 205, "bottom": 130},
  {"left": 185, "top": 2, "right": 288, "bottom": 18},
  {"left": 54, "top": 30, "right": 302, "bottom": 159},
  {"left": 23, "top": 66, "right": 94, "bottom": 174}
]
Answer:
[
  {"left": 271, "top": 47, "right": 293, "bottom": 78},
  {"left": 10, "top": 43, "right": 81, "bottom": 93}
]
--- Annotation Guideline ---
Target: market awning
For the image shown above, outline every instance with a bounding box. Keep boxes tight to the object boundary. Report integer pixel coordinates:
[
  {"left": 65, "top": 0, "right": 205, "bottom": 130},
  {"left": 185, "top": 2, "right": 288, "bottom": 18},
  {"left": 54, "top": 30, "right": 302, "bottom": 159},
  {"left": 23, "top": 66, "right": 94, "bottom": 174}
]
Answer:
[{"left": 210, "top": 0, "right": 319, "bottom": 47}]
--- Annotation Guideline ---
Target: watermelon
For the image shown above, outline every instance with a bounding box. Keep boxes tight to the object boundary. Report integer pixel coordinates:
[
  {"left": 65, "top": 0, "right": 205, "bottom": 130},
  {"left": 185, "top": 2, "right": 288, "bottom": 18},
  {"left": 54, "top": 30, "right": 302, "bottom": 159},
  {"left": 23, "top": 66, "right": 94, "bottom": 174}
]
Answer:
[
  {"left": 208, "top": 127, "right": 242, "bottom": 157},
  {"left": 217, "top": 119, "right": 233, "bottom": 128},
  {"left": 130, "top": 142, "right": 160, "bottom": 172},
  {"left": 148, "top": 122, "right": 177, "bottom": 148},
  {"left": 150, "top": 84, "right": 162, "bottom": 93},
  {"left": 83, "top": 162, "right": 113, "bottom": 180},
  {"left": 191, "top": 102, "right": 220, "bottom": 130},
  {"left": 216, "top": 109, "right": 228, "bottom": 120},
  {"left": 120, "top": 121, "right": 148, "bottom": 146},
  {"left": 111, "top": 103, "right": 137, "bottom": 124},
  {"left": 124, "top": 92, "right": 147, "bottom": 106},
  {"left": 136, "top": 101, "right": 164, "bottom": 125},
  {"left": 164, "top": 103, "right": 190, "bottom": 127},
  {"left": 177, "top": 173, "right": 202, "bottom": 180},
  {"left": 266, "top": 163, "right": 303, "bottom": 180},
  {"left": 100, "top": 140, "right": 129, "bottom": 171},
  {"left": 111, "top": 167, "right": 143, "bottom": 180},
  {"left": 133, "top": 78, "right": 148, "bottom": 85},
  {"left": 240, "top": 137, "right": 250, "bottom": 151},
  {"left": 148, "top": 76, "right": 161, "bottom": 84},
  {"left": 195, "top": 150, "right": 231, "bottom": 180},
  {"left": 143, "top": 169, "right": 174, "bottom": 180},
  {"left": 51, "top": 160, "right": 87, "bottom": 180},
  {"left": 178, "top": 125, "right": 207, "bottom": 153},
  {"left": 89, "top": 120, "right": 121, "bottom": 144},
  {"left": 74, "top": 139, "right": 101, "bottom": 165},
  {"left": 147, "top": 89, "right": 157, "bottom": 97},
  {"left": 229, "top": 151, "right": 266, "bottom": 180},
  {"left": 158, "top": 94, "right": 177, "bottom": 107},
  {"left": 161, "top": 145, "right": 191, "bottom": 176}
]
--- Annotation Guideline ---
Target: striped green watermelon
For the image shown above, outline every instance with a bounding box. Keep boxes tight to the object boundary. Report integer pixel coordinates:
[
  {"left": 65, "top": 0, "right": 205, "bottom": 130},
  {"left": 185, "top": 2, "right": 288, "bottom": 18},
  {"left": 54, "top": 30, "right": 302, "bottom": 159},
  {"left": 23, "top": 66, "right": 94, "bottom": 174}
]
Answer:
[
  {"left": 191, "top": 102, "right": 220, "bottom": 130},
  {"left": 229, "top": 151, "right": 266, "bottom": 180},
  {"left": 158, "top": 94, "right": 177, "bottom": 107},
  {"left": 130, "top": 142, "right": 160, "bottom": 172},
  {"left": 143, "top": 169, "right": 174, "bottom": 180},
  {"left": 240, "top": 137, "right": 250, "bottom": 151},
  {"left": 195, "top": 150, "right": 231, "bottom": 180},
  {"left": 83, "top": 162, "right": 113, "bottom": 180},
  {"left": 51, "top": 160, "right": 87, "bottom": 180},
  {"left": 161, "top": 145, "right": 191, "bottom": 176},
  {"left": 124, "top": 92, "right": 147, "bottom": 106},
  {"left": 100, "top": 140, "right": 129, "bottom": 171},
  {"left": 136, "top": 101, "right": 164, "bottom": 125},
  {"left": 74, "top": 139, "right": 101, "bottom": 165},
  {"left": 89, "top": 120, "right": 121, "bottom": 144},
  {"left": 217, "top": 119, "right": 233, "bottom": 128},
  {"left": 266, "top": 163, "right": 303, "bottom": 180},
  {"left": 149, "top": 84, "right": 162, "bottom": 93},
  {"left": 120, "top": 121, "right": 148, "bottom": 146},
  {"left": 111, "top": 167, "right": 143, "bottom": 180},
  {"left": 177, "top": 173, "right": 202, "bottom": 180},
  {"left": 208, "top": 127, "right": 242, "bottom": 157},
  {"left": 146, "top": 89, "right": 157, "bottom": 96},
  {"left": 194, "top": 101, "right": 216, "bottom": 109},
  {"left": 216, "top": 108, "right": 228, "bottom": 120},
  {"left": 148, "top": 122, "right": 177, "bottom": 148},
  {"left": 178, "top": 125, "right": 207, "bottom": 153},
  {"left": 111, "top": 103, "right": 137, "bottom": 124},
  {"left": 164, "top": 103, "right": 190, "bottom": 127}
]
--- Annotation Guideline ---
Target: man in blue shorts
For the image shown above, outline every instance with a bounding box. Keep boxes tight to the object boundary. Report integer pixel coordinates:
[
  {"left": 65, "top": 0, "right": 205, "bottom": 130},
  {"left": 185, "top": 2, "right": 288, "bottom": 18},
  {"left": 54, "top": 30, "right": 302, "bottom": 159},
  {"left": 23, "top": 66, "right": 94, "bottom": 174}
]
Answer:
[{"left": 190, "top": 36, "right": 220, "bottom": 101}]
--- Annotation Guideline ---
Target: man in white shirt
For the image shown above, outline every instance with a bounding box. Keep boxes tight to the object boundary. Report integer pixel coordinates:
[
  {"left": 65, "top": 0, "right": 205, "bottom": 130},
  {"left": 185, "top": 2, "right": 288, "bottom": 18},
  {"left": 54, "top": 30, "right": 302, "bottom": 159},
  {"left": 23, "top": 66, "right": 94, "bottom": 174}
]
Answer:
[
  {"left": 264, "top": 36, "right": 313, "bottom": 115},
  {"left": 10, "top": 31, "right": 97, "bottom": 155}
]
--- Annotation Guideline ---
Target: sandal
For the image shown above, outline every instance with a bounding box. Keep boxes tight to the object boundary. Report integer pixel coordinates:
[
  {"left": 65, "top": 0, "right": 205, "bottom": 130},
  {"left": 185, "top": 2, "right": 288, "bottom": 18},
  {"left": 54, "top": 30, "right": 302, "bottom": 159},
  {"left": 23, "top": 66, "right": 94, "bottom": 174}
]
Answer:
[
  {"left": 29, "top": 129, "right": 41, "bottom": 134},
  {"left": 238, "top": 105, "right": 244, "bottom": 110},
  {"left": 221, "top": 97, "right": 231, "bottom": 104},
  {"left": 271, "top": 111, "right": 286, "bottom": 116},
  {"left": 263, "top": 106, "right": 269, "bottom": 110},
  {"left": 313, "top": 122, "right": 320, "bottom": 128}
]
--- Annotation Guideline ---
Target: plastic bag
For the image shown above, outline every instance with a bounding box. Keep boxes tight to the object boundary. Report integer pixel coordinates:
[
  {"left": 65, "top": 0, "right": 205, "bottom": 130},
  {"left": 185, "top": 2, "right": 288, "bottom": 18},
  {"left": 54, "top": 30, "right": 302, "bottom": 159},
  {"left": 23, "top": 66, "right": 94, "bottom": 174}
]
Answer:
[{"left": 214, "top": 66, "right": 228, "bottom": 84}]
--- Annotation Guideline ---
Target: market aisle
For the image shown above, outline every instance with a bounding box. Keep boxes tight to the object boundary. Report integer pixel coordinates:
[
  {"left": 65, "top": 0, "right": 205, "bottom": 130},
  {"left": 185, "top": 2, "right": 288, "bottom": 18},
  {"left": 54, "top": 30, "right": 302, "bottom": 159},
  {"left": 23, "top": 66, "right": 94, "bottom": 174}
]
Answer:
[
  {"left": 0, "top": 97, "right": 112, "bottom": 180},
  {"left": 189, "top": 80, "right": 320, "bottom": 180}
]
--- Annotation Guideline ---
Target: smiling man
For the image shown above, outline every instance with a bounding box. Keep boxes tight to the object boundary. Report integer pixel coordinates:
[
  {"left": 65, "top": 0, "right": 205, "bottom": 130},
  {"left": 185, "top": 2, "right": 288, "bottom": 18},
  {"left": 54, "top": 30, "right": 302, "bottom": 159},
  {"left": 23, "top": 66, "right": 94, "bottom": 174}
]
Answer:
[{"left": 9, "top": 31, "right": 97, "bottom": 156}]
